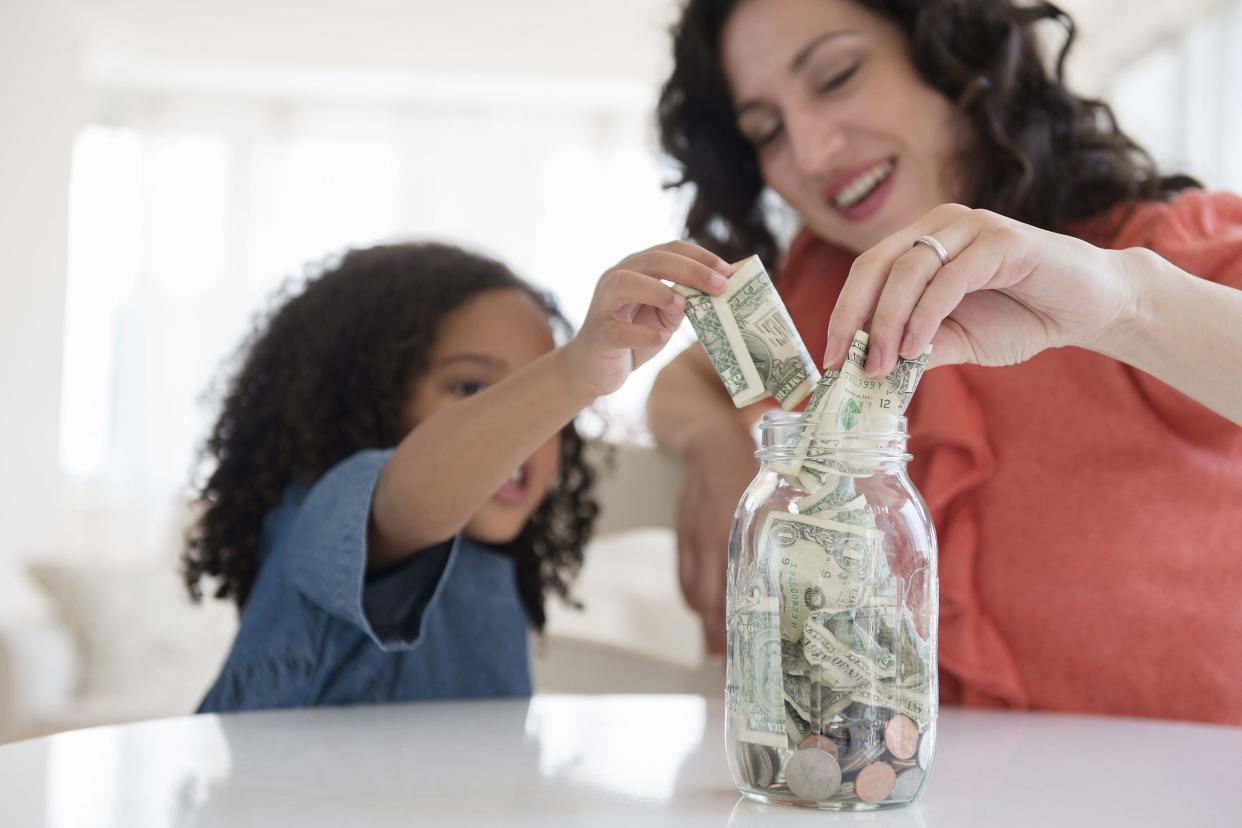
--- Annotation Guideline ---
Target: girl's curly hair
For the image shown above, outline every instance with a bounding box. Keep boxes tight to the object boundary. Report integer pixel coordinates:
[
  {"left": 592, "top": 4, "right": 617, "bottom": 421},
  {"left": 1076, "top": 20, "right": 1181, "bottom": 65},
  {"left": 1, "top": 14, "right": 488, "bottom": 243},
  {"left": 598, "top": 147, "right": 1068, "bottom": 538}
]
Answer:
[
  {"left": 182, "top": 242, "right": 598, "bottom": 631},
  {"left": 658, "top": 0, "right": 1201, "bottom": 269}
]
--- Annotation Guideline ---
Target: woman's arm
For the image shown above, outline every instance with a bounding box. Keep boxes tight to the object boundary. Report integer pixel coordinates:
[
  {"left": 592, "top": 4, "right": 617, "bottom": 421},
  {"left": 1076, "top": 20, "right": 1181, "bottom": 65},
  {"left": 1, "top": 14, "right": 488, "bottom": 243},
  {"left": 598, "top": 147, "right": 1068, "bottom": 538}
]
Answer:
[
  {"left": 648, "top": 344, "right": 769, "bottom": 656},
  {"left": 647, "top": 344, "right": 761, "bottom": 454},
  {"left": 825, "top": 203, "right": 1242, "bottom": 427},
  {"left": 1090, "top": 247, "right": 1242, "bottom": 425}
]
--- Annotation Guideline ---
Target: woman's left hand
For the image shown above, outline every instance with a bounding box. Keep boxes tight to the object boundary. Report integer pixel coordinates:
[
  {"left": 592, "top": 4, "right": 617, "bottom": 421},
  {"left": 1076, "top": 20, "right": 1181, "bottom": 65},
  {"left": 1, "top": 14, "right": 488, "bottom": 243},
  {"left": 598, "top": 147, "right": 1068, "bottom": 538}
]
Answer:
[{"left": 823, "top": 203, "right": 1137, "bottom": 376}]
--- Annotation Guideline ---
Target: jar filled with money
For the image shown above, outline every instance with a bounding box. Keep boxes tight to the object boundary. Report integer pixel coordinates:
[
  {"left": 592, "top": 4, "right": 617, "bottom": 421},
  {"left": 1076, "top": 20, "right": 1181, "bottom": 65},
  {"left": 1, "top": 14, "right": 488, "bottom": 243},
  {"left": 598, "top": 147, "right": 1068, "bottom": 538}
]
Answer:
[{"left": 725, "top": 407, "right": 938, "bottom": 811}]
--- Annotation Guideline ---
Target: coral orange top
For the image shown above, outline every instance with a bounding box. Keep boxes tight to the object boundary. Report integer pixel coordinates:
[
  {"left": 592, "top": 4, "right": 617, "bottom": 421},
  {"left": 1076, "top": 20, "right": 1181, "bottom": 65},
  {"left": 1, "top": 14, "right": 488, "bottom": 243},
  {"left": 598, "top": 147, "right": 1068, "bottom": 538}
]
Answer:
[{"left": 776, "top": 191, "right": 1242, "bottom": 724}]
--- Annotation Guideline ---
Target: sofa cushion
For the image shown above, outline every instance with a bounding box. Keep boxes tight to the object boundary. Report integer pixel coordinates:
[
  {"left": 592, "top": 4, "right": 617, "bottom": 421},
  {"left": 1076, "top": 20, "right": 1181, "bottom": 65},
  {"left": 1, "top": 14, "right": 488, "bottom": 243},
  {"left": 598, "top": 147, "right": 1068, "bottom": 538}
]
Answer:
[{"left": 27, "top": 562, "right": 237, "bottom": 713}]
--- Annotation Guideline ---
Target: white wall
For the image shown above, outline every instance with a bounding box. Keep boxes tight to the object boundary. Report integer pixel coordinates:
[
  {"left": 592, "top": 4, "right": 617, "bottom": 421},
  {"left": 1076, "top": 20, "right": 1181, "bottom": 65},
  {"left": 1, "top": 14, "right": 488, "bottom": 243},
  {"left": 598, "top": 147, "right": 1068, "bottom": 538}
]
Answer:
[{"left": 0, "top": 0, "right": 84, "bottom": 614}]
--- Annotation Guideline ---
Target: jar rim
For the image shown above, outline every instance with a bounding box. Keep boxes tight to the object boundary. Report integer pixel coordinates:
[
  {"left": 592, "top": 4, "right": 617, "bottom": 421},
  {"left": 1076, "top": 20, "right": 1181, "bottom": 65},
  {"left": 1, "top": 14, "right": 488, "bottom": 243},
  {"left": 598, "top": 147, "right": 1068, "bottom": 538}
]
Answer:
[
  {"left": 755, "top": 410, "right": 910, "bottom": 464},
  {"left": 759, "top": 409, "right": 908, "bottom": 435}
]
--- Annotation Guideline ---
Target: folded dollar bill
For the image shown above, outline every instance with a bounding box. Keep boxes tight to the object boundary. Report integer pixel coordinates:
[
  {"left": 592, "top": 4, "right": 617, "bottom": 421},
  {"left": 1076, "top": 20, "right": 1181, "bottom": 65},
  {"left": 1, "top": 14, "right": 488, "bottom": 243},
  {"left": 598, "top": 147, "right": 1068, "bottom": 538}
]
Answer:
[{"left": 675, "top": 255, "right": 820, "bottom": 410}]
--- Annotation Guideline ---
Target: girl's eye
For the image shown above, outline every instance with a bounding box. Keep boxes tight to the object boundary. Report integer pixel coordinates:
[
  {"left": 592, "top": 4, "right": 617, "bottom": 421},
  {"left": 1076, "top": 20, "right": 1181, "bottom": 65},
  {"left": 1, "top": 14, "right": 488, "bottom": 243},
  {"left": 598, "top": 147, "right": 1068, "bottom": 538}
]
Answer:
[
  {"left": 817, "top": 62, "right": 861, "bottom": 94},
  {"left": 449, "top": 380, "right": 486, "bottom": 397}
]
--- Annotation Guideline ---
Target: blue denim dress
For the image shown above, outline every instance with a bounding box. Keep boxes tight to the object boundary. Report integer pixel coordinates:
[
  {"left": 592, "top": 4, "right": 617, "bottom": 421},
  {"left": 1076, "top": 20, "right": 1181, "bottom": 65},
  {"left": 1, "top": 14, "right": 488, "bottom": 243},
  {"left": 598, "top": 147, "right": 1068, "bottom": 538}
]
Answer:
[{"left": 198, "top": 449, "right": 532, "bottom": 713}]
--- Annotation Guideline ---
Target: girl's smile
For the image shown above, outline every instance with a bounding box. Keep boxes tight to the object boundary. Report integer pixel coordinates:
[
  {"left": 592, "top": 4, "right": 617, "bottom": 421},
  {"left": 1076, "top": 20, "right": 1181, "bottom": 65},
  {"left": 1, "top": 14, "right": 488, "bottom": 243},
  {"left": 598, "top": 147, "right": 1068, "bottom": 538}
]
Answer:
[{"left": 492, "top": 462, "right": 532, "bottom": 507}]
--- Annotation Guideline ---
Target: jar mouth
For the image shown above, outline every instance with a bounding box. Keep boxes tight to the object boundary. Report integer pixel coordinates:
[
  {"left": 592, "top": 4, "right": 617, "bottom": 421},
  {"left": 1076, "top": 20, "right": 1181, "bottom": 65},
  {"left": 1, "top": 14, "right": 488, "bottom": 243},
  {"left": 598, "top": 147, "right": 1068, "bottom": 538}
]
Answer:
[
  {"left": 755, "top": 445, "right": 912, "bottom": 464},
  {"left": 759, "top": 409, "right": 907, "bottom": 435},
  {"left": 756, "top": 410, "right": 910, "bottom": 464}
]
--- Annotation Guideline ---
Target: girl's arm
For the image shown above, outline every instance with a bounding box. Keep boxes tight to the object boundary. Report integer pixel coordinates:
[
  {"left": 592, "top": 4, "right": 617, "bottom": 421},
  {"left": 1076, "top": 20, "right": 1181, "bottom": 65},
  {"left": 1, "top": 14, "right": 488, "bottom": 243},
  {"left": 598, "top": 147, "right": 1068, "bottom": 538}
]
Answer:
[{"left": 368, "top": 241, "right": 731, "bottom": 569}]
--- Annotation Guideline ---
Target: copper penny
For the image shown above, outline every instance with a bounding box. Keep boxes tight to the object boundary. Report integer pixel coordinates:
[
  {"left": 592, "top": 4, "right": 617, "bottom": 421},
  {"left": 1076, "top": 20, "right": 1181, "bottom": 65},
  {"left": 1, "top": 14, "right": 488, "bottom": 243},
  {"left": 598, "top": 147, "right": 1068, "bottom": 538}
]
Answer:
[
  {"left": 884, "top": 715, "right": 919, "bottom": 761},
  {"left": 798, "top": 734, "right": 840, "bottom": 758},
  {"left": 855, "top": 761, "right": 897, "bottom": 803}
]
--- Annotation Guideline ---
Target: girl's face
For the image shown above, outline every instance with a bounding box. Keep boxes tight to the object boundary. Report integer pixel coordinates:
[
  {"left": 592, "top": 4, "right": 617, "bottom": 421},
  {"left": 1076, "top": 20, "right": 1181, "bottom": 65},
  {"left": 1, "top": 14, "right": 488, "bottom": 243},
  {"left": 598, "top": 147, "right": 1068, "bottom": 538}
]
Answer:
[
  {"left": 721, "top": 0, "right": 969, "bottom": 253},
  {"left": 403, "top": 288, "right": 561, "bottom": 544}
]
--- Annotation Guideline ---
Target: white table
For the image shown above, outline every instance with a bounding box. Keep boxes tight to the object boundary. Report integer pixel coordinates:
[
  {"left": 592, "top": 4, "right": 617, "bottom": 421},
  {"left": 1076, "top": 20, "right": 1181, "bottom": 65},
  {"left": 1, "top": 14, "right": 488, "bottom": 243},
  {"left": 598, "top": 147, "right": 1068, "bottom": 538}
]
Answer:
[{"left": 0, "top": 695, "right": 1238, "bottom": 827}]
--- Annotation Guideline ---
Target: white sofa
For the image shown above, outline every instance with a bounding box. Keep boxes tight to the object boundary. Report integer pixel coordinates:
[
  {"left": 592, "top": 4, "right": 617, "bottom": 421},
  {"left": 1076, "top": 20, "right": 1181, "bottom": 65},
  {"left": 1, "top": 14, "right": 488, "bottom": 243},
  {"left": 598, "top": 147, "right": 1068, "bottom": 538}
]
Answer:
[{"left": 0, "top": 443, "right": 718, "bottom": 744}]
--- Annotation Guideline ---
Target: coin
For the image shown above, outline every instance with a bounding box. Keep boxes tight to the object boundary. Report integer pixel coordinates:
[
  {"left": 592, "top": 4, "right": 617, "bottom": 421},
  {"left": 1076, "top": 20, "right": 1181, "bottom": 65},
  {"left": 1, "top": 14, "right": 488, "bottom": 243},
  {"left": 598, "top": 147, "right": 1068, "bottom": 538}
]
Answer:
[
  {"left": 884, "top": 715, "right": 919, "bottom": 760},
  {"left": 854, "top": 761, "right": 897, "bottom": 803},
  {"left": 740, "top": 742, "right": 776, "bottom": 788},
  {"left": 798, "top": 734, "right": 840, "bottom": 757},
  {"left": 839, "top": 723, "right": 886, "bottom": 775},
  {"left": 890, "top": 767, "right": 925, "bottom": 802},
  {"left": 784, "top": 748, "right": 842, "bottom": 802},
  {"left": 822, "top": 720, "right": 851, "bottom": 742}
]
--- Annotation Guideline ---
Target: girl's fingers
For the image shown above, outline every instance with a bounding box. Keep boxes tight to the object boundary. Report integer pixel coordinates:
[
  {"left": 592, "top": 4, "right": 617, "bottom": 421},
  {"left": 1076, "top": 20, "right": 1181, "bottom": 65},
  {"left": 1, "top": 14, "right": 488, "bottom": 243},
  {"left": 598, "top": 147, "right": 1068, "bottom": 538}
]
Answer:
[
  {"left": 623, "top": 248, "right": 729, "bottom": 296},
  {"left": 824, "top": 203, "right": 972, "bottom": 368},
  {"left": 644, "top": 240, "right": 733, "bottom": 279},
  {"left": 602, "top": 269, "right": 685, "bottom": 315},
  {"left": 633, "top": 302, "right": 684, "bottom": 333},
  {"left": 600, "top": 319, "right": 670, "bottom": 350}
]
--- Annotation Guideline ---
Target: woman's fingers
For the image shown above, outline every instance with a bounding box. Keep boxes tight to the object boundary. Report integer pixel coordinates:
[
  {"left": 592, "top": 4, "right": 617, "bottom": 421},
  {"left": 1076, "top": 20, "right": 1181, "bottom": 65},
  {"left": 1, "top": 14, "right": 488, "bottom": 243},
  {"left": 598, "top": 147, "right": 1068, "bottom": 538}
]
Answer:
[
  {"left": 900, "top": 237, "right": 1007, "bottom": 362},
  {"left": 824, "top": 204, "right": 973, "bottom": 370},
  {"left": 865, "top": 219, "right": 994, "bottom": 376}
]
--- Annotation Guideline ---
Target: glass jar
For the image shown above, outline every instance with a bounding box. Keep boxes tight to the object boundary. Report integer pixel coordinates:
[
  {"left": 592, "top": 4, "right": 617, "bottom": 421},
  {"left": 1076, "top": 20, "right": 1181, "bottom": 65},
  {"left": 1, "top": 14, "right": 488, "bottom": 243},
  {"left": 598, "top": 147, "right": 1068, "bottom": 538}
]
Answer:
[{"left": 725, "top": 411, "right": 938, "bottom": 810}]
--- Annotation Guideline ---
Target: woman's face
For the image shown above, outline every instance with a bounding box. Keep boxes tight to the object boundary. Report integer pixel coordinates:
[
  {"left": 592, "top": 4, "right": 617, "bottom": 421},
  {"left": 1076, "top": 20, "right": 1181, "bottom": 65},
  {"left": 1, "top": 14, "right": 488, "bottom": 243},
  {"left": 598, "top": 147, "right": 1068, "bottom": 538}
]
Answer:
[
  {"left": 403, "top": 288, "right": 561, "bottom": 545},
  {"left": 721, "top": 0, "right": 969, "bottom": 253}
]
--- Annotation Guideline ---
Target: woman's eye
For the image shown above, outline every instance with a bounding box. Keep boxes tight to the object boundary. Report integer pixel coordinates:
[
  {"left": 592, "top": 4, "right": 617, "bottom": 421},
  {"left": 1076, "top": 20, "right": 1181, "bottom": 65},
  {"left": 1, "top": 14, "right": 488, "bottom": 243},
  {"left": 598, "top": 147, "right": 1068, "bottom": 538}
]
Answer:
[
  {"left": 449, "top": 380, "right": 486, "bottom": 397},
  {"left": 817, "top": 62, "right": 861, "bottom": 94},
  {"left": 753, "top": 124, "right": 784, "bottom": 149}
]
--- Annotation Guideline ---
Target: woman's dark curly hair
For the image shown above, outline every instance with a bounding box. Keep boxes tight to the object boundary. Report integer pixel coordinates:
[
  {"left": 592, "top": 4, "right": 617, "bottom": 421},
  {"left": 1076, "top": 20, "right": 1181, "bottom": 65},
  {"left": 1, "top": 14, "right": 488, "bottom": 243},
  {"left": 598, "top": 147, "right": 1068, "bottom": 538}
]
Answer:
[
  {"left": 182, "top": 242, "right": 598, "bottom": 631},
  {"left": 659, "top": 0, "right": 1201, "bottom": 269}
]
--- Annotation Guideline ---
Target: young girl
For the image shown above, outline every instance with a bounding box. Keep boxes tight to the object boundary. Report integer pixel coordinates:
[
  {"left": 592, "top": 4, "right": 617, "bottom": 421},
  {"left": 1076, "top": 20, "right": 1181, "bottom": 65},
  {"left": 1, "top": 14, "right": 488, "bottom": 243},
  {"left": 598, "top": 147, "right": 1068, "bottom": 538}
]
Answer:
[{"left": 183, "top": 240, "right": 730, "bottom": 711}]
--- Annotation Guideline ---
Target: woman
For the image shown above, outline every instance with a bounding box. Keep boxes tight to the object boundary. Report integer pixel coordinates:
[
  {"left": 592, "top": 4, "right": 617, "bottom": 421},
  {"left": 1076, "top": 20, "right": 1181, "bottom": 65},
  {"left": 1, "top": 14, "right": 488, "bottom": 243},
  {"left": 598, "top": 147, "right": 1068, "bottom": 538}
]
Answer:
[{"left": 648, "top": 0, "right": 1242, "bottom": 722}]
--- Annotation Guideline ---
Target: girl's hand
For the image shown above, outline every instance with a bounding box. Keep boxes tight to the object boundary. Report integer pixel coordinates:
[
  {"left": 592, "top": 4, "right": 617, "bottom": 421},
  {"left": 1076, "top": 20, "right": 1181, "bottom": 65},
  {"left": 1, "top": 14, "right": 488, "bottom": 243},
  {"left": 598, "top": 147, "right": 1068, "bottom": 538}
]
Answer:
[
  {"left": 565, "top": 241, "right": 732, "bottom": 398},
  {"left": 823, "top": 204, "right": 1136, "bottom": 377}
]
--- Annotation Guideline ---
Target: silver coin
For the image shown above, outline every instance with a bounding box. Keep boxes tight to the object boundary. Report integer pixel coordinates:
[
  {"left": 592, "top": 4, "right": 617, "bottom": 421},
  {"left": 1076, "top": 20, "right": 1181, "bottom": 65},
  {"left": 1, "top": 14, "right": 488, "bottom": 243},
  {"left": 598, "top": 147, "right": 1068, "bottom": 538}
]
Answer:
[
  {"left": 783, "top": 748, "right": 842, "bottom": 802},
  {"left": 839, "top": 721, "right": 886, "bottom": 775},
  {"left": 841, "top": 739, "right": 887, "bottom": 775},
  {"left": 890, "top": 767, "right": 925, "bottom": 802},
  {"left": 740, "top": 742, "right": 776, "bottom": 788}
]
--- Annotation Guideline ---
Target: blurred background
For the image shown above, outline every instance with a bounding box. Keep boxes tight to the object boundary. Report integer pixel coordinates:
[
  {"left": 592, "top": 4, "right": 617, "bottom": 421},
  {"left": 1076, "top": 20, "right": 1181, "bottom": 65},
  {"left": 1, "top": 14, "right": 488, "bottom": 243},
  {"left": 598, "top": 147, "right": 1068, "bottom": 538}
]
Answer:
[{"left": 2, "top": 0, "right": 1241, "bottom": 742}]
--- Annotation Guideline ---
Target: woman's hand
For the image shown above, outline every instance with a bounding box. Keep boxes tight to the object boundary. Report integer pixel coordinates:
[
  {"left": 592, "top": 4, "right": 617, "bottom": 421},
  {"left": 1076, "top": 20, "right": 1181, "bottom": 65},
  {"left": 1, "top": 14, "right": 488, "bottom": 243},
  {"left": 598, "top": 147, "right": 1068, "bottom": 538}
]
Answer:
[
  {"left": 565, "top": 241, "right": 730, "bottom": 399},
  {"left": 823, "top": 204, "right": 1136, "bottom": 376},
  {"left": 675, "top": 419, "right": 759, "bottom": 658}
]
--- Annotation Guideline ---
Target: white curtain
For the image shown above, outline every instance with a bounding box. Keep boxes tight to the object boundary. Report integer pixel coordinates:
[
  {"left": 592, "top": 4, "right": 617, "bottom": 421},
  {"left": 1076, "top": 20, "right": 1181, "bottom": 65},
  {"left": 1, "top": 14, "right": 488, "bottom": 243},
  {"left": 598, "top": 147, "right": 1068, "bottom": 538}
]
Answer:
[
  {"left": 58, "top": 0, "right": 1242, "bottom": 564},
  {"left": 1107, "top": 0, "right": 1242, "bottom": 192},
  {"left": 60, "top": 87, "right": 687, "bottom": 562}
]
